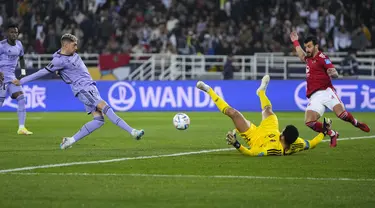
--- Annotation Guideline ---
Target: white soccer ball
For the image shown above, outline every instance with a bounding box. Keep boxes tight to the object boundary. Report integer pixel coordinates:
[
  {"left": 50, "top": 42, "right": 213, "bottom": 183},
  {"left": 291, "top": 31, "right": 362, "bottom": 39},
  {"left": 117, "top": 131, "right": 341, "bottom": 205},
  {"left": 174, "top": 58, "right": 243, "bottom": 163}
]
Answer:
[{"left": 173, "top": 113, "right": 190, "bottom": 130}]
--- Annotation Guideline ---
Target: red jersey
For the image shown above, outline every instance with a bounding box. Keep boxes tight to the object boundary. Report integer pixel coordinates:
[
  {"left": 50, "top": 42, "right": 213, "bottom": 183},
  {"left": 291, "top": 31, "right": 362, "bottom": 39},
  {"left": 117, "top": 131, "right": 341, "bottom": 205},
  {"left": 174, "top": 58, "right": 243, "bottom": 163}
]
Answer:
[{"left": 304, "top": 51, "right": 335, "bottom": 98}]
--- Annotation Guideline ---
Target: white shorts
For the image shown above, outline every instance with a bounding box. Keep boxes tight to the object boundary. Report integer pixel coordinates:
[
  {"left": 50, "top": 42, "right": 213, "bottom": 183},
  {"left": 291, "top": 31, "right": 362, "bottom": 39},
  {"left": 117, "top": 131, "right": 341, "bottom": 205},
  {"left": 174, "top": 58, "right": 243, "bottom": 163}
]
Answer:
[{"left": 306, "top": 88, "right": 342, "bottom": 116}]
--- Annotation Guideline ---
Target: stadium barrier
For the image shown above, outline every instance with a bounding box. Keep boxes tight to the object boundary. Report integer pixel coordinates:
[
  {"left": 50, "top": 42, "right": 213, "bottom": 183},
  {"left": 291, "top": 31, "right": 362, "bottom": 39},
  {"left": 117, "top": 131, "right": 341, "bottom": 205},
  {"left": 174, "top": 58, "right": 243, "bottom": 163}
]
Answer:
[{"left": 0, "top": 80, "right": 374, "bottom": 112}]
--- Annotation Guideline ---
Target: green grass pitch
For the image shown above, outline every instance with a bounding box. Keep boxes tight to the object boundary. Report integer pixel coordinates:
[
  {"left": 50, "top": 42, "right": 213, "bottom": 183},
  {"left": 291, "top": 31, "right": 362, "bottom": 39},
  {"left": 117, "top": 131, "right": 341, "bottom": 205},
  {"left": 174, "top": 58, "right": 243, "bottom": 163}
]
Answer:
[{"left": 0, "top": 112, "right": 375, "bottom": 208}]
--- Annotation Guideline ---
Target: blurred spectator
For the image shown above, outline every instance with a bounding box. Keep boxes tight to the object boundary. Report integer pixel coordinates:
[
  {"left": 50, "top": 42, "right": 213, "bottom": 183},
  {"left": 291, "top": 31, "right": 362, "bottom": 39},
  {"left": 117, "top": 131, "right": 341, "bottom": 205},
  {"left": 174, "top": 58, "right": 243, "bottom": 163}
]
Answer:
[
  {"left": 0, "top": 0, "right": 373, "bottom": 55},
  {"left": 339, "top": 50, "right": 358, "bottom": 77},
  {"left": 33, "top": 15, "right": 45, "bottom": 40},
  {"left": 34, "top": 31, "right": 46, "bottom": 54},
  {"left": 223, "top": 54, "right": 235, "bottom": 80},
  {"left": 0, "top": 9, "right": 3, "bottom": 28},
  {"left": 334, "top": 26, "right": 352, "bottom": 51},
  {"left": 45, "top": 27, "right": 59, "bottom": 53},
  {"left": 166, "top": 14, "right": 179, "bottom": 32},
  {"left": 351, "top": 25, "right": 368, "bottom": 51},
  {"left": 327, "top": 41, "right": 336, "bottom": 53},
  {"left": 323, "top": 9, "right": 336, "bottom": 36}
]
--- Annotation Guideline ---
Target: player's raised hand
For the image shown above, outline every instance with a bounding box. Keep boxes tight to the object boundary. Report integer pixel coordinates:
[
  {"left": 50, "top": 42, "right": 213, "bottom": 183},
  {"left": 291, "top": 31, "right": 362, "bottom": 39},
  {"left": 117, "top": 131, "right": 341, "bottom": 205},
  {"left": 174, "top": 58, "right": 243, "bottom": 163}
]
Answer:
[
  {"left": 12, "top": 79, "right": 21, "bottom": 86},
  {"left": 290, "top": 31, "right": 299, "bottom": 42}
]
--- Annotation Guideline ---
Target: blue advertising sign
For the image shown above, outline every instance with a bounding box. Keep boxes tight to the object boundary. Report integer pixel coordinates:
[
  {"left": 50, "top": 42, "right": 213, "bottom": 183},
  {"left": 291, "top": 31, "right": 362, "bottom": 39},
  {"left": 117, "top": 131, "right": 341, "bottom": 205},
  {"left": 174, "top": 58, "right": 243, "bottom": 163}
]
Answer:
[{"left": 0, "top": 80, "right": 374, "bottom": 112}]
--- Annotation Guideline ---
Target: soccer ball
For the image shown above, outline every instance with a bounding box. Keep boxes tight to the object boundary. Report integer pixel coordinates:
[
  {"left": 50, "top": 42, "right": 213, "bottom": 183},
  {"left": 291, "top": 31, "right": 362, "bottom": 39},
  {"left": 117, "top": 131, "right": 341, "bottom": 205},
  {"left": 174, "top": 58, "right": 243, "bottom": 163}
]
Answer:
[{"left": 173, "top": 113, "right": 190, "bottom": 130}]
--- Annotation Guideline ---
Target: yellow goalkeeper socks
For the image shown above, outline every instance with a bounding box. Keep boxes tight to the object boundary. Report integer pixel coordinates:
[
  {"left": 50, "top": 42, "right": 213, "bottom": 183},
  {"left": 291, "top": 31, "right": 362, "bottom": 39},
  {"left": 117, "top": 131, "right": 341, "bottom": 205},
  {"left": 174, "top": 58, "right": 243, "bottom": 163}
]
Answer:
[
  {"left": 258, "top": 90, "right": 271, "bottom": 109},
  {"left": 208, "top": 88, "right": 230, "bottom": 114}
]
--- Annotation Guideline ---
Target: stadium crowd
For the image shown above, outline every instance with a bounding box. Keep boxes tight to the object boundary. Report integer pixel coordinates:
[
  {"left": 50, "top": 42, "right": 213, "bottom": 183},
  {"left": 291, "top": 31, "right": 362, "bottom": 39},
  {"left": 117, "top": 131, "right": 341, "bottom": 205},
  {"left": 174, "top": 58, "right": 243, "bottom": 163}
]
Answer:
[{"left": 0, "top": 0, "right": 374, "bottom": 56}]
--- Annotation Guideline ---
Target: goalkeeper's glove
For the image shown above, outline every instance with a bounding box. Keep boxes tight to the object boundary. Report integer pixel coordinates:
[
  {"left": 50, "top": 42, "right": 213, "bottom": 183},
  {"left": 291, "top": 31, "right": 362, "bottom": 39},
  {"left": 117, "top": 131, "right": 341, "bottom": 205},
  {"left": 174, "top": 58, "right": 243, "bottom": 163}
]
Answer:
[
  {"left": 322, "top": 117, "right": 332, "bottom": 136},
  {"left": 18, "top": 69, "right": 26, "bottom": 79},
  {"left": 226, "top": 130, "right": 241, "bottom": 149}
]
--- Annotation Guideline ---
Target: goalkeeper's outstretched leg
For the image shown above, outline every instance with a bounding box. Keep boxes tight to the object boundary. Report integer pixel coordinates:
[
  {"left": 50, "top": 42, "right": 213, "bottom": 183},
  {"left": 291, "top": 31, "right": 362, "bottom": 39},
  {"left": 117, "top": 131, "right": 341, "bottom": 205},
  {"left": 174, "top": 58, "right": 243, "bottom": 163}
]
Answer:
[
  {"left": 196, "top": 81, "right": 250, "bottom": 133},
  {"left": 256, "top": 75, "right": 275, "bottom": 120}
]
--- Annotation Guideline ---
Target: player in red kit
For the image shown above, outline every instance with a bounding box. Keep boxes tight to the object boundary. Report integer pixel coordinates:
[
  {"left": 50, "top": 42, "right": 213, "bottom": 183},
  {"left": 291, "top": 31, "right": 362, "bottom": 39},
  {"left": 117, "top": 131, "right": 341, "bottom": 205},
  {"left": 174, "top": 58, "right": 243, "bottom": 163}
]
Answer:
[{"left": 290, "top": 31, "right": 370, "bottom": 148}]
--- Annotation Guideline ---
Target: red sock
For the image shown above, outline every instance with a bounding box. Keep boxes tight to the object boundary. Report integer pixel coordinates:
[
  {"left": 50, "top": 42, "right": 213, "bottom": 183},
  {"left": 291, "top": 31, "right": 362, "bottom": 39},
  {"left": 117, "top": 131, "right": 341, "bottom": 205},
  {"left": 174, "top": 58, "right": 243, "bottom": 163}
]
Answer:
[
  {"left": 305, "top": 121, "right": 324, "bottom": 132},
  {"left": 338, "top": 111, "right": 358, "bottom": 126},
  {"left": 327, "top": 129, "right": 335, "bottom": 136}
]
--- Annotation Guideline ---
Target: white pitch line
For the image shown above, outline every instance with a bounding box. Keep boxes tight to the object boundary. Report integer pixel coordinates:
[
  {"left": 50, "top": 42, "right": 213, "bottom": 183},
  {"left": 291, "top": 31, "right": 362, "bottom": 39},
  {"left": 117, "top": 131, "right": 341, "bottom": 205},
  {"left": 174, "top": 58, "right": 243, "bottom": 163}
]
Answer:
[
  {"left": 322, "top": 135, "right": 375, "bottom": 142},
  {"left": 0, "top": 135, "right": 374, "bottom": 174},
  {"left": 0, "top": 148, "right": 233, "bottom": 174},
  {"left": 5, "top": 172, "right": 375, "bottom": 182}
]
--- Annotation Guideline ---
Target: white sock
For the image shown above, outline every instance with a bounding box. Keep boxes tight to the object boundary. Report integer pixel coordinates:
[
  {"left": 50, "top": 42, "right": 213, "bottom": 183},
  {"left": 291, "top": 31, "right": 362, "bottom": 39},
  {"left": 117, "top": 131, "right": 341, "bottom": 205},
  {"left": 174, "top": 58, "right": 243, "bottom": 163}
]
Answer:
[
  {"left": 203, "top": 84, "right": 210, "bottom": 92},
  {"left": 19, "top": 125, "right": 25, "bottom": 129}
]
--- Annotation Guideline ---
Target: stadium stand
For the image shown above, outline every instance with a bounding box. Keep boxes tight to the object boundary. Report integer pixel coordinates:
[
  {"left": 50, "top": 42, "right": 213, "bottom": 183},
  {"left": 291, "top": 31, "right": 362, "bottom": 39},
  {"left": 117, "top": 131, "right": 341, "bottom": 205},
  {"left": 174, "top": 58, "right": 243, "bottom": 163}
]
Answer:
[{"left": 1, "top": 0, "right": 374, "bottom": 80}]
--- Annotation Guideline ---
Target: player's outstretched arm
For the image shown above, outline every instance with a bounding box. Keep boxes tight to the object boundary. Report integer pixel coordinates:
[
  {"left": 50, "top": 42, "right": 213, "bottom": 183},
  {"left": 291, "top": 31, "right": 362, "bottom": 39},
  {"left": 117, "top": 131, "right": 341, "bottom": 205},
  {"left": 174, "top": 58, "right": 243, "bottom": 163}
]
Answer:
[
  {"left": 290, "top": 31, "right": 306, "bottom": 63},
  {"left": 12, "top": 68, "right": 50, "bottom": 86},
  {"left": 304, "top": 133, "right": 325, "bottom": 149},
  {"left": 296, "top": 118, "right": 332, "bottom": 151},
  {"left": 13, "top": 58, "right": 64, "bottom": 86},
  {"left": 226, "top": 130, "right": 266, "bottom": 156},
  {"left": 327, "top": 68, "right": 339, "bottom": 78},
  {"left": 284, "top": 133, "right": 325, "bottom": 155}
]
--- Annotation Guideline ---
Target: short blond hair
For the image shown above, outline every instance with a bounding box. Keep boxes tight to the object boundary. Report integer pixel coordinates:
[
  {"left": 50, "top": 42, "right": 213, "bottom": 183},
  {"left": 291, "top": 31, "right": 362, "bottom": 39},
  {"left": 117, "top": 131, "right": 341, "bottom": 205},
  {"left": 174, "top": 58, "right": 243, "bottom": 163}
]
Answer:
[{"left": 61, "top": 33, "right": 78, "bottom": 43}]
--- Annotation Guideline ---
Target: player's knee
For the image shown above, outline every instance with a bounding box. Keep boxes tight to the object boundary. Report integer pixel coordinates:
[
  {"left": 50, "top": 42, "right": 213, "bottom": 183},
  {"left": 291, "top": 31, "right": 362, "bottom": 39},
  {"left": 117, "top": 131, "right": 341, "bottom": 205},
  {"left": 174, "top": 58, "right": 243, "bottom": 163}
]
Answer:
[
  {"left": 94, "top": 116, "right": 105, "bottom": 126},
  {"left": 334, "top": 109, "right": 346, "bottom": 118},
  {"left": 226, "top": 108, "right": 240, "bottom": 118},
  {"left": 305, "top": 120, "right": 319, "bottom": 130},
  {"left": 305, "top": 110, "right": 320, "bottom": 123},
  {"left": 16, "top": 94, "right": 25, "bottom": 101},
  {"left": 262, "top": 106, "right": 273, "bottom": 114},
  {"left": 11, "top": 91, "right": 23, "bottom": 99},
  {"left": 96, "top": 101, "right": 108, "bottom": 112},
  {"left": 101, "top": 104, "right": 113, "bottom": 115}
]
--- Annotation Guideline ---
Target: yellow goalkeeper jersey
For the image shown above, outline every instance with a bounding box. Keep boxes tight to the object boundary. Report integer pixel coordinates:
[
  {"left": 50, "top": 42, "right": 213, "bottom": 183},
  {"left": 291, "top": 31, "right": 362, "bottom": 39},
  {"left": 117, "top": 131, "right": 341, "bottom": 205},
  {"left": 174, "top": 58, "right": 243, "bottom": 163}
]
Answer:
[{"left": 236, "top": 133, "right": 325, "bottom": 156}]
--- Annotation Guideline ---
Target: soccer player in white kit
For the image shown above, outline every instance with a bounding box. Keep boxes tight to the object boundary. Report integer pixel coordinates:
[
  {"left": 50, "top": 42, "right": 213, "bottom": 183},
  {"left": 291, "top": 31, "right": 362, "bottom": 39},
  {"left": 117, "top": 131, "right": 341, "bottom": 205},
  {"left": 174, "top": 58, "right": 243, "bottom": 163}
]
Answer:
[{"left": 0, "top": 24, "right": 32, "bottom": 135}]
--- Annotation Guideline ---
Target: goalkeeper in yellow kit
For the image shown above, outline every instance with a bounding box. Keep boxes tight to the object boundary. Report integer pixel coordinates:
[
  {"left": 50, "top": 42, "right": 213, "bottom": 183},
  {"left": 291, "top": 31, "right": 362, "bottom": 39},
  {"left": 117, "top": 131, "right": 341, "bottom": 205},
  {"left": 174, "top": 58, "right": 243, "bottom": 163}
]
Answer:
[{"left": 196, "top": 75, "right": 333, "bottom": 156}]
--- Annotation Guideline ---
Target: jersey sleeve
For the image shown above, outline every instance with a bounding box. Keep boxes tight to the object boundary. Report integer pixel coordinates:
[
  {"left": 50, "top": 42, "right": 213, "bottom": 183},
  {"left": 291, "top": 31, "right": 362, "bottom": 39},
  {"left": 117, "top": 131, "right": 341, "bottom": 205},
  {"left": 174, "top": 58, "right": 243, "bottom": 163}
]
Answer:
[
  {"left": 237, "top": 145, "right": 268, "bottom": 156},
  {"left": 287, "top": 138, "right": 310, "bottom": 154},
  {"left": 44, "top": 57, "right": 64, "bottom": 72},
  {"left": 306, "top": 133, "right": 325, "bottom": 149},
  {"left": 286, "top": 133, "right": 325, "bottom": 155},
  {"left": 320, "top": 54, "right": 335, "bottom": 70},
  {"left": 18, "top": 41, "right": 24, "bottom": 57},
  {"left": 20, "top": 57, "right": 65, "bottom": 85}
]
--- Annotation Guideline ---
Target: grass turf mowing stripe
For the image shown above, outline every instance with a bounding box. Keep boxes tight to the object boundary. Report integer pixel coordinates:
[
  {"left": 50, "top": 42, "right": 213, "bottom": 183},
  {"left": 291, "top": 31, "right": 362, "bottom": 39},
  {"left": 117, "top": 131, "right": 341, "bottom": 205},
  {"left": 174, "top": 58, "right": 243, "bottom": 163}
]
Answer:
[
  {"left": 0, "top": 135, "right": 374, "bottom": 174},
  {"left": 0, "top": 117, "right": 42, "bottom": 120},
  {"left": 5, "top": 172, "right": 375, "bottom": 182}
]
